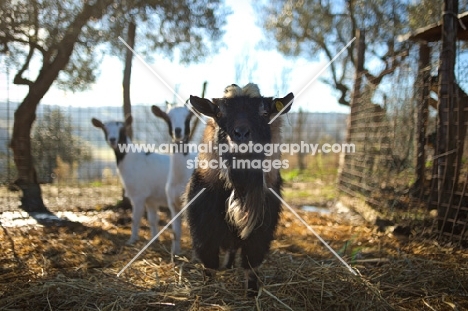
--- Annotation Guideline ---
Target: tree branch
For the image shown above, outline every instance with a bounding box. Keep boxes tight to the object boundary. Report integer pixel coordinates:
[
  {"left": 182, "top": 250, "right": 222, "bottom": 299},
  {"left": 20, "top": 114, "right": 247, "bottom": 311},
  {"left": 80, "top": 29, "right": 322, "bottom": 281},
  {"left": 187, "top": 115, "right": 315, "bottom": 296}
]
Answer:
[
  {"left": 364, "top": 47, "right": 408, "bottom": 86},
  {"left": 33, "top": 0, "right": 115, "bottom": 93},
  {"left": 336, "top": 83, "right": 350, "bottom": 106},
  {"left": 0, "top": 33, "right": 47, "bottom": 55},
  {"left": 13, "top": 45, "right": 35, "bottom": 86},
  {"left": 346, "top": 0, "right": 357, "bottom": 66}
]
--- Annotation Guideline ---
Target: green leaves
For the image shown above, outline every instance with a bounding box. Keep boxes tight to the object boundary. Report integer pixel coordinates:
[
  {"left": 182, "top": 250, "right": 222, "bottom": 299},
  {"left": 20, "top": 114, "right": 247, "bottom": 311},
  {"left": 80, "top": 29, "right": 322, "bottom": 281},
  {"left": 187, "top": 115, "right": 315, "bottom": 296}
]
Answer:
[
  {"left": 104, "top": 0, "right": 228, "bottom": 65},
  {"left": 0, "top": 0, "right": 228, "bottom": 92},
  {"left": 256, "top": 0, "right": 450, "bottom": 107}
]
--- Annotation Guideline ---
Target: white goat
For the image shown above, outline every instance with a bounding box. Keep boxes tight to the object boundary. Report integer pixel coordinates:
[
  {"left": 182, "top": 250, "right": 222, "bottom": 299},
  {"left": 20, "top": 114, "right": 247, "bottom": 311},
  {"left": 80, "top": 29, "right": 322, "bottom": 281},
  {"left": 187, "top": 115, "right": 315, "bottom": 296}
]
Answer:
[
  {"left": 91, "top": 116, "right": 181, "bottom": 253},
  {"left": 151, "top": 103, "right": 197, "bottom": 255}
]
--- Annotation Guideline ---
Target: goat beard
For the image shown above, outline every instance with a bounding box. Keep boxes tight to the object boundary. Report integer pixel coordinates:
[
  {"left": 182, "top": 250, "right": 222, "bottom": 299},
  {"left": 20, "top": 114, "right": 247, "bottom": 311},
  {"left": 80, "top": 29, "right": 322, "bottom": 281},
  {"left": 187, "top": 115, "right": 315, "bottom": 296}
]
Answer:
[{"left": 225, "top": 168, "right": 266, "bottom": 239}]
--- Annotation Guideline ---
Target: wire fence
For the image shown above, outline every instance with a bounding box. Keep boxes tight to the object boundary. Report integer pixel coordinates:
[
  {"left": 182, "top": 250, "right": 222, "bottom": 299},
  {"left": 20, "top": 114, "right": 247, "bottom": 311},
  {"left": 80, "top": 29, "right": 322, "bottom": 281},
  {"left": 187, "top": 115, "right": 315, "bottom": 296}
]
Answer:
[
  {"left": 0, "top": 87, "right": 348, "bottom": 212},
  {"left": 4, "top": 38, "right": 467, "bottom": 244},
  {"left": 338, "top": 31, "right": 468, "bottom": 244},
  {"left": 338, "top": 58, "right": 417, "bottom": 208}
]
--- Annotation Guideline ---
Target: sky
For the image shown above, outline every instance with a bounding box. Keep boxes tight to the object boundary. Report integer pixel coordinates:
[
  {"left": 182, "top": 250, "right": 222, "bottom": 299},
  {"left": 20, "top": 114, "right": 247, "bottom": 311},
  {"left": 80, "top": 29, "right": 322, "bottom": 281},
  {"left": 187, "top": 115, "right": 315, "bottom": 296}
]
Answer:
[{"left": 0, "top": 0, "right": 350, "bottom": 114}]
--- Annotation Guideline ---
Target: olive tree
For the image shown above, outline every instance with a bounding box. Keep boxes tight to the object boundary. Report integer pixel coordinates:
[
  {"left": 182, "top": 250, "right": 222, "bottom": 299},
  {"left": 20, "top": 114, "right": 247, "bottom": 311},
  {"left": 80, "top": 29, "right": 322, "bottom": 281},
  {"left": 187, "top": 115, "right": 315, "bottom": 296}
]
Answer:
[{"left": 0, "top": 0, "right": 227, "bottom": 212}]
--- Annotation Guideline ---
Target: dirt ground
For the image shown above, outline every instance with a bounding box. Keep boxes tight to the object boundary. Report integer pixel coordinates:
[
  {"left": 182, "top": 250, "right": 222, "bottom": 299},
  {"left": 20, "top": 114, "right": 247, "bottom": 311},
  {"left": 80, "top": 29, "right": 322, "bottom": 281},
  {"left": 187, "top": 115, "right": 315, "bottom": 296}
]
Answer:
[{"left": 0, "top": 184, "right": 467, "bottom": 310}]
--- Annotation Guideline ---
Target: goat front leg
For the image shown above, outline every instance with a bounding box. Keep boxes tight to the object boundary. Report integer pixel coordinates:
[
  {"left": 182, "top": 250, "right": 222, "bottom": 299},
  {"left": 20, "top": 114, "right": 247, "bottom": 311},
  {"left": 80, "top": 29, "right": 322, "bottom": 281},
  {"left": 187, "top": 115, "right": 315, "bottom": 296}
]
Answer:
[
  {"left": 145, "top": 202, "right": 160, "bottom": 243},
  {"left": 166, "top": 195, "right": 182, "bottom": 255},
  {"left": 244, "top": 269, "right": 260, "bottom": 297},
  {"left": 196, "top": 243, "right": 220, "bottom": 284},
  {"left": 126, "top": 198, "right": 145, "bottom": 245},
  {"left": 241, "top": 242, "right": 267, "bottom": 296}
]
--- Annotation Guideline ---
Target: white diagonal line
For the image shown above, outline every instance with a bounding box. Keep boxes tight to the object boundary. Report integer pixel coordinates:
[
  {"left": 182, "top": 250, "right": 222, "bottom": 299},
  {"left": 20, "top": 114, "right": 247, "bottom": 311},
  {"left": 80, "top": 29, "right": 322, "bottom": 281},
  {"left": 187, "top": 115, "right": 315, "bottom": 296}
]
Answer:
[
  {"left": 269, "top": 37, "right": 356, "bottom": 124},
  {"left": 268, "top": 188, "right": 357, "bottom": 275},
  {"left": 118, "top": 37, "right": 206, "bottom": 124},
  {"left": 117, "top": 188, "right": 206, "bottom": 277}
]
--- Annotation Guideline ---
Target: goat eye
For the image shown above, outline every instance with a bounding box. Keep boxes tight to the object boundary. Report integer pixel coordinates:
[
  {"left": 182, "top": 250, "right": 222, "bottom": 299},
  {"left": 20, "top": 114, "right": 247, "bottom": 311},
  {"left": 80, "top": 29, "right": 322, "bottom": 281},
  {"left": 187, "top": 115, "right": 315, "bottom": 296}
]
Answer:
[{"left": 216, "top": 111, "right": 222, "bottom": 118}]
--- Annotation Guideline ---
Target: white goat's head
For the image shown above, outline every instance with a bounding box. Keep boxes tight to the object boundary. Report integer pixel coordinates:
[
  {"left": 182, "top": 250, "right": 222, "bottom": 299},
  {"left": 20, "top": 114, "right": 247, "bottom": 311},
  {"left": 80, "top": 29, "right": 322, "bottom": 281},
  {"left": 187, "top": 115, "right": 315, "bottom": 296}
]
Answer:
[
  {"left": 151, "top": 102, "right": 194, "bottom": 143},
  {"left": 91, "top": 116, "right": 132, "bottom": 149}
]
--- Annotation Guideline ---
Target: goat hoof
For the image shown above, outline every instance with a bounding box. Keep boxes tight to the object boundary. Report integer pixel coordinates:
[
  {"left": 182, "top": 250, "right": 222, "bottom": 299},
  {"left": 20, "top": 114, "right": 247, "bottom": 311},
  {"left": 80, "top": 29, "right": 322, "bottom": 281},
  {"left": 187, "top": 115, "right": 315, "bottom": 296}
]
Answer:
[
  {"left": 203, "top": 269, "right": 216, "bottom": 283},
  {"left": 245, "top": 271, "right": 259, "bottom": 297},
  {"left": 246, "top": 288, "right": 259, "bottom": 297},
  {"left": 246, "top": 280, "right": 259, "bottom": 297}
]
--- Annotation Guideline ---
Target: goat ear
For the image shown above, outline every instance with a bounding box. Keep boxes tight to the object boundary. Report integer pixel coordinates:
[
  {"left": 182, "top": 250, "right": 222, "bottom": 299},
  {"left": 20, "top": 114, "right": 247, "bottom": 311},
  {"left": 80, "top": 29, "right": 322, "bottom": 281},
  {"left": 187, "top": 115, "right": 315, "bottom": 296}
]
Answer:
[
  {"left": 271, "top": 92, "right": 294, "bottom": 115},
  {"left": 91, "top": 118, "right": 104, "bottom": 128},
  {"left": 151, "top": 105, "right": 171, "bottom": 126},
  {"left": 190, "top": 96, "right": 217, "bottom": 118}
]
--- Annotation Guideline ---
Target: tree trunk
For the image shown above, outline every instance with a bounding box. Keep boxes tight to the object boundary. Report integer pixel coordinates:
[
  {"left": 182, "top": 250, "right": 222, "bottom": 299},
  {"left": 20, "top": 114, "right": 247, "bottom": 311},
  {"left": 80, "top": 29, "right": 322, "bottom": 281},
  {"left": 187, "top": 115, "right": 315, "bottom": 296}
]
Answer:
[
  {"left": 189, "top": 81, "right": 207, "bottom": 141},
  {"left": 10, "top": 0, "right": 115, "bottom": 213},
  {"left": 11, "top": 69, "right": 73, "bottom": 212},
  {"left": 11, "top": 94, "right": 47, "bottom": 212}
]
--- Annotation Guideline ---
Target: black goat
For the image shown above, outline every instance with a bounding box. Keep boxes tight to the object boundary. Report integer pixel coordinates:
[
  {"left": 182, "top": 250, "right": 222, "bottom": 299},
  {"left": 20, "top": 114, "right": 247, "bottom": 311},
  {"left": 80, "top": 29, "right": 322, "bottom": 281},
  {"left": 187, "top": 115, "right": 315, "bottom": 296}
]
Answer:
[{"left": 184, "top": 83, "right": 294, "bottom": 294}]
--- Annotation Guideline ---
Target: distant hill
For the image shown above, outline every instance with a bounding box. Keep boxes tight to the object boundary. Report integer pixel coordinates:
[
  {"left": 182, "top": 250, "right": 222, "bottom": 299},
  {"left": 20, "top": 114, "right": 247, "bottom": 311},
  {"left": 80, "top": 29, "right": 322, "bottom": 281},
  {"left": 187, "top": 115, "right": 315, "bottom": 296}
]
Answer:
[{"left": 0, "top": 103, "right": 348, "bottom": 147}]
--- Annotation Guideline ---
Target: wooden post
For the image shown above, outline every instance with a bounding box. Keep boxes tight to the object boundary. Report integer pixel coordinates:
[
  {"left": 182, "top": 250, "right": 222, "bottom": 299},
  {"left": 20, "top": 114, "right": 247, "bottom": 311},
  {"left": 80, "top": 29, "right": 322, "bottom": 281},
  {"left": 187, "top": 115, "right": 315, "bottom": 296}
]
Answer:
[
  {"left": 188, "top": 81, "right": 207, "bottom": 141},
  {"left": 123, "top": 21, "right": 136, "bottom": 140},
  {"left": 296, "top": 109, "right": 307, "bottom": 171},
  {"left": 413, "top": 43, "right": 431, "bottom": 196},
  {"left": 120, "top": 21, "right": 136, "bottom": 210},
  {"left": 437, "top": 0, "right": 458, "bottom": 233}
]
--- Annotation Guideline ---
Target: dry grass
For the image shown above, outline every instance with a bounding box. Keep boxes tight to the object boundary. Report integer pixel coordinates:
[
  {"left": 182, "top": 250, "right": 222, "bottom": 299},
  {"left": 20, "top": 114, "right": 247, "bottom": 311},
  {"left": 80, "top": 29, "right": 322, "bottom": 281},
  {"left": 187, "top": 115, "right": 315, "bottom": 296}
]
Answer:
[{"left": 1, "top": 185, "right": 467, "bottom": 310}]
